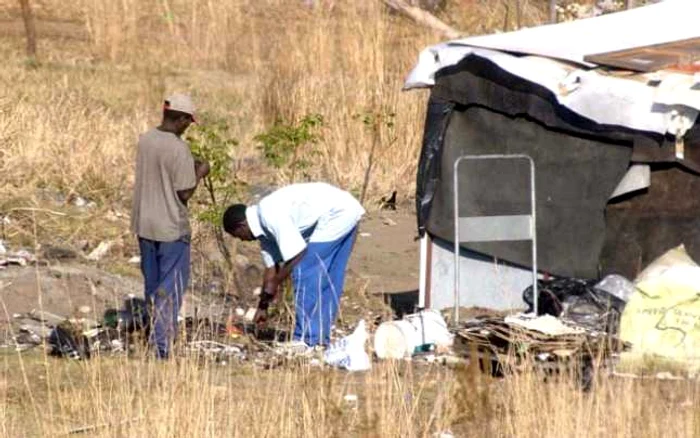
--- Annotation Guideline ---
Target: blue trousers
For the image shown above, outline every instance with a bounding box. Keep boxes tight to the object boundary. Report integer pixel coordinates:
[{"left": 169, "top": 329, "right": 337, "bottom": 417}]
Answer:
[
  {"left": 138, "top": 237, "right": 190, "bottom": 359},
  {"left": 292, "top": 227, "right": 357, "bottom": 346}
]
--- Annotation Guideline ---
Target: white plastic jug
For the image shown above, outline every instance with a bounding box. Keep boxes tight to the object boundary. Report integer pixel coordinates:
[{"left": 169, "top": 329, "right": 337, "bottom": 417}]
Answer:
[{"left": 373, "top": 320, "right": 419, "bottom": 359}]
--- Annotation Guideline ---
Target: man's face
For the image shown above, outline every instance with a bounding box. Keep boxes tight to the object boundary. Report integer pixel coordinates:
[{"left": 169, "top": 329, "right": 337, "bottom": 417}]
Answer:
[
  {"left": 228, "top": 222, "right": 255, "bottom": 241},
  {"left": 175, "top": 114, "right": 194, "bottom": 137}
]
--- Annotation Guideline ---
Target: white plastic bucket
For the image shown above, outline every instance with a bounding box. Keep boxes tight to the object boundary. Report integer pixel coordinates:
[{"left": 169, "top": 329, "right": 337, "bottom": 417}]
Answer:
[
  {"left": 404, "top": 309, "right": 453, "bottom": 348},
  {"left": 373, "top": 320, "right": 419, "bottom": 359}
]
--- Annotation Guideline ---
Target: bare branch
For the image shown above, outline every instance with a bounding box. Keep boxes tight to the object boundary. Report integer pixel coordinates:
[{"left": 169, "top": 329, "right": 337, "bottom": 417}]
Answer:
[
  {"left": 382, "top": 0, "right": 463, "bottom": 40},
  {"left": 18, "top": 0, "right": 37, "bottom": 59}
]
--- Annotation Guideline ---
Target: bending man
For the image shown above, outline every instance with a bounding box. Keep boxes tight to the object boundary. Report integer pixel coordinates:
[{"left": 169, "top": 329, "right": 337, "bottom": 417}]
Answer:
[{"left": 223, "top": 182, "right": 365, "bottom": 347}]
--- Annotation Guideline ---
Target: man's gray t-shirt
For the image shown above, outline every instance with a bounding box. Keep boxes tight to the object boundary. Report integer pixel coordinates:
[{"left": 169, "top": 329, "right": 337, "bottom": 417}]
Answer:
[{"left": 131, "top": 128, "right": 197, "bottom": 242}]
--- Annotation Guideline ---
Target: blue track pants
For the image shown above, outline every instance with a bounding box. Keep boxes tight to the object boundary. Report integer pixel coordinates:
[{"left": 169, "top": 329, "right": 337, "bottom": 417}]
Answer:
[
  {"left": 292, "top": 227, "right": 357, "bottom": 346},
  {"left": 138, "top": 237, "right": 190, "bottom": 359}
]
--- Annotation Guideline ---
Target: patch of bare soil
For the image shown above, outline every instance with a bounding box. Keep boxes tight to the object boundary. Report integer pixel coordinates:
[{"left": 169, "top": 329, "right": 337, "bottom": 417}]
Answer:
[
  {"left": 349, "top": 209, "right": 420, "bottom": 295},
  {"left": 0, "top": 263, "right": 140, "bottom": 325}
]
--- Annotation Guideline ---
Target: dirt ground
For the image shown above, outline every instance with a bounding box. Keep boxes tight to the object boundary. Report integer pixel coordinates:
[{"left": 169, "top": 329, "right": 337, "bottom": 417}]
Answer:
[
  {"left": 0, "top": 207, "right": 420, "bottom": 335},
  {"left": 348, "top": 209, "right": 420, "bottom": 295}
]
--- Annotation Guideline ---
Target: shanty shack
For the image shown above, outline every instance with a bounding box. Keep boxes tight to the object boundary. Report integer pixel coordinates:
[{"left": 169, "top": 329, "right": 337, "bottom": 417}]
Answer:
[{"left": 406, "top": 0, "right": 700, "bottom": 311}]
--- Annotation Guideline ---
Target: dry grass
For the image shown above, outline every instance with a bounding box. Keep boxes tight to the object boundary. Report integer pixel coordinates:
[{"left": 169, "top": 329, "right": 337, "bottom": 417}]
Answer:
[
  {"left": 0, "top": 0, "right": 448, "bottom": 247},
  {"left": 0, "top": 0, "right": 555, "bottom": 247},
  {"left": 0, "top": 1, "right": 439, "bottom": 216},
  {"left": 2, "top": 347, "right": 700, "bottom": 437}
]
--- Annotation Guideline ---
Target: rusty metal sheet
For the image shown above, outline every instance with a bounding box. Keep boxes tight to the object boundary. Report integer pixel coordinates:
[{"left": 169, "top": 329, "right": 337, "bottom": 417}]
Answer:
[{"left": 584, "top": 37, "right": 700, "bottom": 72}]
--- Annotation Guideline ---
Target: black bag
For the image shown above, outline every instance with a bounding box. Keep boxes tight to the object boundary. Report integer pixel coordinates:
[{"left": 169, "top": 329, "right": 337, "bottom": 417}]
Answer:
[{"left": 522, "top": 277, "right": 626, "bottom": 333}]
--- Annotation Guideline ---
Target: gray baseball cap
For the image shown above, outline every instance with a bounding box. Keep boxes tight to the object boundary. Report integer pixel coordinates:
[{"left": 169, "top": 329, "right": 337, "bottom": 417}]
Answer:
[{"left": 164, "top": 93, "right": 196, "bottom": 121}]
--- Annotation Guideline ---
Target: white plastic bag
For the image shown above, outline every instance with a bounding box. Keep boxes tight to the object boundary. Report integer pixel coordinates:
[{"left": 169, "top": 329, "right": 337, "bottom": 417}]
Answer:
[
  {"left": 405, "top": 309, "right": 453, "bottom": 349},
  {"left": 323, "top": 320, "right": 371, "bottom": 371}
]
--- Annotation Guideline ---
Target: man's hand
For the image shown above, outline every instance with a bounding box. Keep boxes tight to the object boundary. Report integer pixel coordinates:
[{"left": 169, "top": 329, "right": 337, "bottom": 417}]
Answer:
[
  {"left": 253, "top": 307, "right": 268, "bottom": 326},
  {"left": 254, "top": 287, "right": 275, "bottom": 327},
  {"left": 194, "top": 159, "right": 210, "bottom": 180},
  {"left": 177, "top": 159, "right": 210, "bottom": 205}
]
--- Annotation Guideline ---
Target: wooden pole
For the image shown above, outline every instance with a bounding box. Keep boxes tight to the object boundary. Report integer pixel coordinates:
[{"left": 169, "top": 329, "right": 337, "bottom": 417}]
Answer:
[
  {"left": 549, "top": 0, "right": 557, "bottom": 24},
  {"left": 18, "top": 0, "right": 37, "bottom": 59},
  {"left": 502, "top": 1, "right": 510, "bottom": 32},
  {"left": 383, "top": 0, "right": 462, "bottom": 39}
]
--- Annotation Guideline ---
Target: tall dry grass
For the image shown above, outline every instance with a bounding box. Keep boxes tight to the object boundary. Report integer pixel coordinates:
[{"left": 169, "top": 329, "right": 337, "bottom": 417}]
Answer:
[
  {"left": 3, "top": 345, "right": 700, "bottom": 437},
  {"left": 0, "top": 1, "right": 439, "bottom": 208},
  {"left": 0, "top": 0, "right": 554, "bottom": 245}
]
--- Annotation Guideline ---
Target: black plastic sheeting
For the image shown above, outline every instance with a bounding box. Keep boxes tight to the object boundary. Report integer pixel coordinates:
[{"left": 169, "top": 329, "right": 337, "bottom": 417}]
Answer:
[
  {"left": 415, "top": 96, "right": 453, "bottom": 235},
  {"left": 522, "top": 277, "right": 625, "bottom": 334},
  {"left": 415, "top": 54, "right": 699, "bottom": 278}
]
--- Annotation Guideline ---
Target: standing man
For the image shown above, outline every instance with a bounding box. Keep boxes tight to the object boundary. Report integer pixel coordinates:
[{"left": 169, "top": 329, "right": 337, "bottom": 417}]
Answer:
[
  {"left": 131, "top": 93, "right": 209, "bottom": 359},
  {"left": 223, "top": 182, "right": 365, "bottom": 348}
]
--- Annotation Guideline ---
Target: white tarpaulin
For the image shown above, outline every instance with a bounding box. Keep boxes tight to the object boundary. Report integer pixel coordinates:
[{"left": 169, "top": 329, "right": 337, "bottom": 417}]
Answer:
[
  {"left": 442, "top": 0, "right": 700, "bottom": 67},
  {"left": 404, "top": 0, "right": 700, "bottom": 136}
]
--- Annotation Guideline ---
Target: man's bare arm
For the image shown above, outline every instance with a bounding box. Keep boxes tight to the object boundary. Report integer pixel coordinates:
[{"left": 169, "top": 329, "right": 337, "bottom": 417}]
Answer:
[
  {"left": 177, "top": 160, "right": 210, "bottom": 204},
  {"left": 258, "top": 250, "right": 306, "bottom": 308}
]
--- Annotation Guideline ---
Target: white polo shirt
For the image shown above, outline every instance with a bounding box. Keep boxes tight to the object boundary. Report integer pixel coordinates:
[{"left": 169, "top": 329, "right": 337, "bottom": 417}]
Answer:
[{"left": 245, "top": 183, "right": 365, "bottom": 267}]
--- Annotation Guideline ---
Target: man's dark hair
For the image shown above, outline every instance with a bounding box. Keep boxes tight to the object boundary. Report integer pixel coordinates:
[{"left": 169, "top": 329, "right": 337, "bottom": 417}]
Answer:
[
  {"left": 163, "top": 108, "right": 193, "bottom": 122},
  {"left": 223, "top": 204, "right": 248, "bottom": 234}
]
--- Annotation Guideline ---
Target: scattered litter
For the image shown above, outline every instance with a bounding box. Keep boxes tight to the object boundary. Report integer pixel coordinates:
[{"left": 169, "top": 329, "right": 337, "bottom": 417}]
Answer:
[
  {"left": 128, "top": 256, "right": 141, "bottom": 264},
  {"left": 30, "top": 309, "right": 66, "bottom": 326},
  {"left": 86, "top": 241, "right": 114, "bottom": 261},
  {"left": 435, "top": 355, "right": 464, "bottom": 366},
  {"left": 324, "top": 319, "right": 371, "bottom": 371},
  {"left": 375, "top": 310, "right": 453, "bottom": 360},
  {"left": 522, "top": 276, "right": 626, "bottom": 333},
  {"left": 359, "top": 232, "right": 372, "bottom": 238},
  {"left": 252, "top": 287, "right": 262, "bottom": 296},
  {"left": 48, "top": 321, "right": 120, "bottom": 360},
  {"left": 7, "top": 296, "right": 299, "bottom": 367},
  {"left": 595, "top": 274, "right": 636, "bottom": 303},
  {"left": 15, "top": 328, "right": 42, "bottom": 349},
  {"left": 235, "top": 307, "right": 245, "bottom": 317},
  {"left": 454, "top": 315, "right": 628, "bottom": 369},
  {"left": 243, "top": 307, "right": 257, "bottom": 322},
  {"left": 225, "top": 316, "right": 244, "bottom": 339},
  {"left": 78, "top": 306, "right": 91, "bottom": 315},
  {"left": 374, "top": 320, "right": 417, "bottom": 359},
  {"left": 0, "top": 245, "right": 37, "bottom": 268},
  {"left": 405, "top": 309, "right": 453, "bottom": 351},
  {"left": 273, "top": 340, "right": 314, "bottom": 357},
  {"left": 72, "top": 196, "right": 93, "bottom": 208},
  {"left": 18, "top": 320, "right": 52, "bottom": 338},
  {"left": 185, "top": 340, "right": 246, "bottom": 361},
  {"left": 504, "top": 314, "right": 585, "bottom": 336}
]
